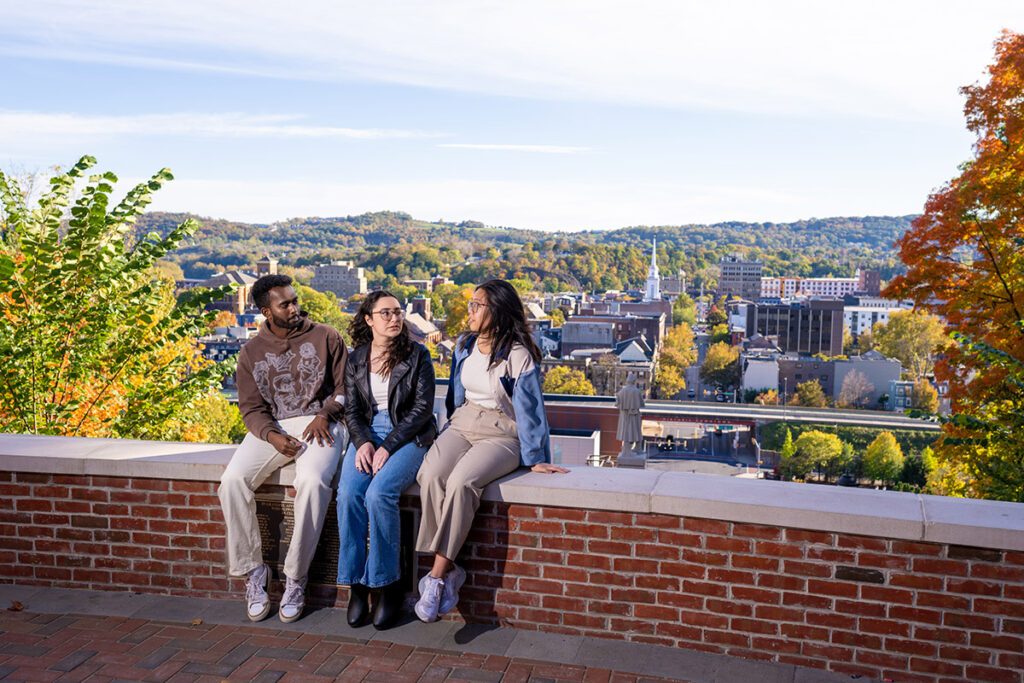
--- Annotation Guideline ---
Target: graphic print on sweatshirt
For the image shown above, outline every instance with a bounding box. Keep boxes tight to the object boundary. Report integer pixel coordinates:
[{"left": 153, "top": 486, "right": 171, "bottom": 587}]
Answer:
[{"left": 252, "top": 343, "right": 324, "bottom": 418}]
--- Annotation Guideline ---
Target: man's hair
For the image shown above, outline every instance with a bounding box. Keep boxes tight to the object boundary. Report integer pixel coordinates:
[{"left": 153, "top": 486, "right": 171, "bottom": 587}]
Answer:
[{"left": 251, "top": 274, "right": 294, "bottom": 310}]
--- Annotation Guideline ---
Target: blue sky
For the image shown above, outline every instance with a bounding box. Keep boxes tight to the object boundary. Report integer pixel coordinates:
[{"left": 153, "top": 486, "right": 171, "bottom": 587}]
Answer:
[{"left": 2, "top": 1, "right": 1022, "bottom": 231}]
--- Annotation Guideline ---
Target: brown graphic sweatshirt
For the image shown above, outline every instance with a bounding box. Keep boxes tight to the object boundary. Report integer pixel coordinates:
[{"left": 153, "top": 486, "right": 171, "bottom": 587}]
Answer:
[{"left": 235, "top": 317, "right": 348, "bottom": 441}]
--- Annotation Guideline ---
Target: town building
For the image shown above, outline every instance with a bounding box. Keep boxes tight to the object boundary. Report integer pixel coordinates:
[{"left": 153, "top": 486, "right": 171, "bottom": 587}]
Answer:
[
  {"left": 311, "top": 261, "right": 367, "bottom": 300},
  {"left": 198, "top": 270, "right": 259, "bottom": 315},
  {"left": 734, "top": 299, "right": 845, "bottom": 356},
  {"left": 661, "top": 269, "right": 686, "bottom": 299},
  {"left": 255, "top": 254, "right": 278, "bottom": 276},
  {"left": 717, "top": 253, "right": 764, "bottom": 301},
  {"left": 405, "top": 312, "right": 442, "bottom": 345},
  {"left": 644, "top": 239, "right": 661, "bottom": 302}
]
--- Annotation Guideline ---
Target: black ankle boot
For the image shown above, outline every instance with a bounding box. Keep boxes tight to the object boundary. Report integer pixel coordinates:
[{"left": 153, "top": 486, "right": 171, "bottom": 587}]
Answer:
[
  {"left": 347, "top": 584, "right": 370, "bottom": 627},
  {"left": 372, "top": 580, "right": 404, "bottom": 630}
]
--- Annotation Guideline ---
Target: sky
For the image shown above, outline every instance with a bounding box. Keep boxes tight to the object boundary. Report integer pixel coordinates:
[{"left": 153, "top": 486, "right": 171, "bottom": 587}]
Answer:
[{"left": 2, "top": 1, "right": 1023, "bottom": 231}]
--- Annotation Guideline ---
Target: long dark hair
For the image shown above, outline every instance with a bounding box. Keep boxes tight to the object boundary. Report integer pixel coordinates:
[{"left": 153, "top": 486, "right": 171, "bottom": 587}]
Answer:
[
  {"left": 348, "top": 290, "right": 413, "bottom": 375},
  {"left": 465, "top": 279, "right": 541, "bottom": 367}
]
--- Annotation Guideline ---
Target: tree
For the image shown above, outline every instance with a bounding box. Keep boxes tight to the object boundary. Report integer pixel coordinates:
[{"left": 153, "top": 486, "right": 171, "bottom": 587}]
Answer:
[
  {"left": 794, "top": 430, "right": 845, "bottom": 483},
  {"left": 837, "top": 370, "right": 873, "bottom": 409},
  {"left": 549, "top": 307, "right": 565, "bottom": 328},
  {"left": 699, "top": 342, "right": 739, "bottom": 389},
  {"left": 857, "top": 328, "right": 876, "bottom": 353},
  {"left": 872, "top": 311, "right": 946, "bottom": 379},
  {"left": 672, "top": 293, "right": 697, "bottom": 326},
  {"left": 862, "top": 432, "right": 905, "bottom": 485},
  {"left": 663, "top": 323, "right": 696, "bottom": 367},
  {"left": 791, "top": 380, "right": 827, "bottom": 408},
  {"left": 883, "top": 32, "right": 1024, "bottom": 501},
  {"left": 755, "top": 389, "right": 780, "bottom": 405},
  {"left": 542, "top": 366, "right": 596, "bottom": 395},
  {"left": 910, "top": 379, "right": 939, "bottom": 413},
  {"left": 708, "top": 323, "right": 730, "bottom": 344},
  {"left": 207, "top": 310, "right": 238, "bottom": 332},
  {"left": 443, "top": 286, "right": 475, "bottom": 338},
  {"left": 900, "top": 447, "right": 937, "bottom": 488},
  {"left": 294, "top": 284, "right": 352, "bottom": 344},
  {"left": 706, "top": 307, "right": 727, "bottom": 326},
  {"left": 653, "top": 364, "right": 685, "bottom": 399},
  {"left": 780, "top": 427, "right": 795, "bottom": 460},
  {"left": 0, "top": 156, "right": 236, "bottom": 439}
]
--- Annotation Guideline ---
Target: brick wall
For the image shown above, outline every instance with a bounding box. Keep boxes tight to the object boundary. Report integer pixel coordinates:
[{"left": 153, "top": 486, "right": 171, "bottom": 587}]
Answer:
[{"left": 2, "top": 470, "right": 1023, "bottom": 683}]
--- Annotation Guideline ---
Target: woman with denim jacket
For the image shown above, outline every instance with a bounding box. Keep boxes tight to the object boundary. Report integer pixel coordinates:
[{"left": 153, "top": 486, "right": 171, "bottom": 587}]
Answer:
[
  {"left": 337, "top": 291, "right": 436, "bottom": 630},
  {"left": 413, "top": 279, "right": 568, "bottom": 623}
]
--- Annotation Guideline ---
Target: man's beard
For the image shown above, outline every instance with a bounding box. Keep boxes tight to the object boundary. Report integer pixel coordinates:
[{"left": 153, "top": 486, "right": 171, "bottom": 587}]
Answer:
[{"left": 272, "top": 312, "right": 302, "bottom": 330}]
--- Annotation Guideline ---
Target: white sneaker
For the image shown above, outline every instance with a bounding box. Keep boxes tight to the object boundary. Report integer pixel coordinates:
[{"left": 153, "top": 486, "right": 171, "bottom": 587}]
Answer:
[
  {"left": 245, "top": 565, "right": 270, "bottom": 622},
  {"left": 439, "top": 565, "right": 465, "bottom": 616},
  {"left": 414, "top": 575, "right": 444, "bottom": 623},
  {"left": 279, "top": 575, "right": 306, "bottom": 623}
]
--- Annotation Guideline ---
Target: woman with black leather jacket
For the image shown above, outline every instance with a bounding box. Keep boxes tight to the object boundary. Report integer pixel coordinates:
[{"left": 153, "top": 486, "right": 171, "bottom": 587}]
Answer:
[{"left": 337, "top": 291, "right": 436, "bottom": 630}]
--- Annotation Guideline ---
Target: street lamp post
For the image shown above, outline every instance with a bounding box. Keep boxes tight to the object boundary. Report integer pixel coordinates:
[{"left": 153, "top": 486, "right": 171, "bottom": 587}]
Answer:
[{"left": 783, "top": 376, "right": 788, "bottom": 423}]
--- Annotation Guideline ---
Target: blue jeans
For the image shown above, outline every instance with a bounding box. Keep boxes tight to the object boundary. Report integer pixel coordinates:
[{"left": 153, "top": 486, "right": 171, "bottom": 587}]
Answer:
[{"left": 336, "top": 411, "right": 426, "bottom": 587}]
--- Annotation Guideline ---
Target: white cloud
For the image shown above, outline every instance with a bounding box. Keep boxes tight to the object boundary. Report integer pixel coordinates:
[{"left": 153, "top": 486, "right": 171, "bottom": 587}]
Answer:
[
  {"left": 0, "top": 111, "right": 443, "bottom": 141},
  {"left": 438, "top": 143, "right": 590, "bottom": 153},
  {"left": 2, "top": 1, "right": 1022, "bottom": 123}
]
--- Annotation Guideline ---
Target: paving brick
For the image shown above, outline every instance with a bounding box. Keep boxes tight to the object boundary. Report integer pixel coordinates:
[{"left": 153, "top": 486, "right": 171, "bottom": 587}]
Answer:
[{"left": 47, "top": 649, "right": 97, "bottom": 672}]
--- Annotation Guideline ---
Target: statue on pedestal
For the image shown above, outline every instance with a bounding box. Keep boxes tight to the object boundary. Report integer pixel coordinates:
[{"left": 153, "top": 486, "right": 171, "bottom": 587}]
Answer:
[{"left": 616, "top": 373, "right": 644, "bottom": 459}]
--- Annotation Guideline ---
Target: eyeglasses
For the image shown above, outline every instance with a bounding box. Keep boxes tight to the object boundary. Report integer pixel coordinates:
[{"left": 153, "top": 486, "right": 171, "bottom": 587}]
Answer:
[
  {"left": 468, "top": 301, "right": 489, "bottom": 313},
  {"left": 372, "top": 309, "right": 405, "bottom": 321}
]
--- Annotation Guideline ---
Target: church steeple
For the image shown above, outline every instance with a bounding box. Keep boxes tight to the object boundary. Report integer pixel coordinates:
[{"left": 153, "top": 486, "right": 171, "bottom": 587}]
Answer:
[{"left": 644, "top": 238, "right": 660, "bottom": 302}]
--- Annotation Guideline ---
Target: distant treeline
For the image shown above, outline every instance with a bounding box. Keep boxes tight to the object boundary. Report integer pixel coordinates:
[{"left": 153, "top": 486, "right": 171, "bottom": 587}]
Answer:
[{"left": 139, "top": 211, "right": 914, "bottom": 291}]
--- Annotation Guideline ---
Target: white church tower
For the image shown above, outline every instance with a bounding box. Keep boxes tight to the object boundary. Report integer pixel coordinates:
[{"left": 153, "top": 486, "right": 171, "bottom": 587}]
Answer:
[{"left": 644, "top": 238, "right": 661, "bottom": 302}]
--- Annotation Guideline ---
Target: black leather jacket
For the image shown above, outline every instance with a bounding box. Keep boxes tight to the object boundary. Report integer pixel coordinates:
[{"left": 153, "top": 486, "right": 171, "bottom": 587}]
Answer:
[{"left": 344, "top": 341, "right": 437, "bottom": 455}]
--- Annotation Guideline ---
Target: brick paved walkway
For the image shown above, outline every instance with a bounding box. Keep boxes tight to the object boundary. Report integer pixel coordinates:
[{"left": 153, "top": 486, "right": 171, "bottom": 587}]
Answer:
[{"left": 0, "top": 611, "right": 689, "bottom": 683}]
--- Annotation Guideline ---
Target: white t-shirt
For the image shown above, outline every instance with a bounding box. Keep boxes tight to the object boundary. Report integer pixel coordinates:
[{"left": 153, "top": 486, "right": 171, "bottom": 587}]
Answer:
[
  {"left": 370, "top": 371, "right": 390, "bottom": 409},
  {"left": 461, "top": 345, "right": 498, "bottom": 409}
]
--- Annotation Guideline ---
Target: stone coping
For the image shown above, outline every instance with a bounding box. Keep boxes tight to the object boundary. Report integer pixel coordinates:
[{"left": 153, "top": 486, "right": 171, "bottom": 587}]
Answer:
[{"left": 2, "top": 433, "right": 1022, "bottom": 552}]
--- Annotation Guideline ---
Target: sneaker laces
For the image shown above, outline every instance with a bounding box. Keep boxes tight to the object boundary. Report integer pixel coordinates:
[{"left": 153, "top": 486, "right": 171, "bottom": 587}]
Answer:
[
  {"left": 245, "top": 568, "right": 267, "bottom": 603},
  {"left": 423, "top": 576, "right": 443, "bottom": 603},
  {"left": 282, "top": 576, "right": 306, "bottom": 606}
]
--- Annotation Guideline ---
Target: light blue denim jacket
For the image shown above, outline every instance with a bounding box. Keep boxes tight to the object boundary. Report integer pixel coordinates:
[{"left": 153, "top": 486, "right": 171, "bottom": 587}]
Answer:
[{"left": 444, "top": 334, "right": 551, "bottom": 467}]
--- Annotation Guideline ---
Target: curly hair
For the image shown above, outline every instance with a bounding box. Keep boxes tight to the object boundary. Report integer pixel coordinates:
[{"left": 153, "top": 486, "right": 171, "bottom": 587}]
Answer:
[
  {"left": 462, "top": 279, "right": 541, "bottom": 367},
  {"left": 348, "top": 290, "right": 413, "bottom": 375},
  {"left": 251, "top": 274, "right": 293, "bottom": 310}
]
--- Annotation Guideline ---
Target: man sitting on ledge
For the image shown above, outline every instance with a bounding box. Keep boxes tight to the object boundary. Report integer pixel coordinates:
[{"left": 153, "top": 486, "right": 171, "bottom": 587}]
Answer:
[{"left": 218, "top": 274, "right": 348, "bottom": 623}]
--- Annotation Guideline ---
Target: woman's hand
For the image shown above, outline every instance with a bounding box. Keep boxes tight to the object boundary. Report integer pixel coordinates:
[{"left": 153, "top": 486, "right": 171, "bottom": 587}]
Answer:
[
  {"left": 372, "top": 447, "right": 391, "bottom": 474},
  {"left": 531, "top": 463, "right": 569, "bottom": 474},
  {"left": 355, "top": 442, "right": 376, "bottom": 474}
]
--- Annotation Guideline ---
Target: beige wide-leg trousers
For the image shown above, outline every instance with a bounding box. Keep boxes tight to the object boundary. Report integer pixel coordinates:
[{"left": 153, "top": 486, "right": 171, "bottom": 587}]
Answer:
[
  {"left": 218, "top": 415, "right": 347, "bottom": 580},
  {"left": 416, "top": 402, "right": 521, "bottom": 561}
]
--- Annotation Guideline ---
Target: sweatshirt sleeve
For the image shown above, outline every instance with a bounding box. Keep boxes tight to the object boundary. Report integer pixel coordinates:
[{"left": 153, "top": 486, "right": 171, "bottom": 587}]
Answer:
[
  {"left": 316, "top": 327, "right": 348, "bottom": 423},
  {"left": 509, "top": 348, "right": 551, "bottom": 467},
  {"left": 235, "top": 348, "right": 279, "bottom": 442}
]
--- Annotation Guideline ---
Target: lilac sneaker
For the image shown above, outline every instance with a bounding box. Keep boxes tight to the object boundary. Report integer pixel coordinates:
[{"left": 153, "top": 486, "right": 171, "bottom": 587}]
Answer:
[
  {"left": 245, "top": 564, "right": 270, "bottom": 622},
  {"left": 415, "top": 574, "right": 444, "bottom": 623},
  {"left": 439, "top": 565, "right": 466, "bottom": 616}
]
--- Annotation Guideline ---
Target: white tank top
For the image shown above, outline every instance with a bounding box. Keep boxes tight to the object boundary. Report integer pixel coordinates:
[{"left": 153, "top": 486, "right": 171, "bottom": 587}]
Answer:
[
  {"left": 370, "top": 371, "right": 390, "bottom": 409},
  {"left": 461, "top": 345, "right": 498, "bottom": 409}
]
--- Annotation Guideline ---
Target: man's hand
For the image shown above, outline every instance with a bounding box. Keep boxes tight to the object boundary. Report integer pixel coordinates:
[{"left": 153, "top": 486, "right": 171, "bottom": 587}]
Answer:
[
  {"left": 302, "top": 416, "right": 334, "bottom": 447},
  {"left": 355, "top": 442, "right": 376, "bottom": 474},
  {"left": 371, "top": 447, "right": 390, "bottom": 475},
  {"left": 268, "top": 432, "right": 304, "bottom": 457},
  {"left": 531, "top": 463, "right": 570, "bottom": 474}
]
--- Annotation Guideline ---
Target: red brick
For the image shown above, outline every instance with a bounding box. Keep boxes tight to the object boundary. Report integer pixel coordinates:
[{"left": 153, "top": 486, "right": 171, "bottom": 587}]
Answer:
[
  {"left": 109, "top": 490, "right": 147, "bottom": 503},
  {"left": 886, "top": 637, "right": 937, "bottom": 657},
  {"left": 888, "top": 605, "right": 943, "bottom": 625},
  {"left": 752, "top": 635, "right": 802, "bottom": 654},
  {"left": 703, "top": 535, "right": 749, "bottom": 553},
  {"left": 914, "top": 626, "right": 968, "bottom": 644},
  {"left": 563, "top": 523, "right": 608, "bottom": 539},
  {"left": 658, "top": 592, "right": 704, "bottom": 610},
  {"left": 971, "top": 564, "right": 1024, "bottom": 582},
  {"left": 940, "top": 645, "right": 994, "bottom": 663},
  {"left": 971, "top": 632, "right": 1024, "bottom": 652},
  {"left": 150, "top": 547, "right": 189, "bottom": 562},
  {"left": 679, "top": 579, "right": 726, "bottom": 598},
  {"left": 782, "top": 591, "right": 830, "bottom": 610},
  {"left": 1005, "top": 584, "right": 1024, "bottom": 601},
  {"left": 705, "top": 599, "right": 752, "bottom": 617},
  {"left": 835, "top": 630, "right": 883, "bottom": 650},
  {"left": 965, "top": 664, "right": 1021, "bottom": 683},
  {"left": 541, "top": 595, "right": 586, "bottom": 613},
  {"left": 17, "top": 524, "right": 54, "bottom": 538},
  {"left": 916, "top": 591, "right": 970, "bottom": 611},
  {"left": 33, "top": 485, "right": 70, "bottom": 498},
  {"left": 753, "top": 605, "right": 803, "bottom": 622},
  {"left": 540, "top": 507, "right": 584, "bottom": 522},
  {"left": 633, "top": 543, "right": 677, "bottom": 560},
  {"left": 17, "top": 473, "right": 51, "bottom": 483},
  {"left": 998, "top": 653, "right": 1024, "bottom": 670},
  {"left": 129, "top": 505, "right": 168, "bottom": 518},
  {"left": 856, "top": 552, "right": 908, "bottom": 570},
  {"left": 562, "top": 612, "right": 605, "bottom": 629},
  {"left": 635, "top": 574, "right": 678, "bottom": 591},
  {"left": 729, "top": 617, "right": 778, "bottom": 634},
  {"left": 682, "top": 518, "right": 729, "bottom": 535},
  {"left": 516, "top": 519, "right": 561, "bottom": 535},
  {"left": 93, "top": 557, "right": 132, "bottom": 570},
  {"left": 780, "top": 623, "right": 829, "bottom": 641},
  {"left": 707, "top": 568, "right": 756, "bottom": 585},
  {"left": 611, "top": 557, "right": 658, "bottom": 573},
  {"left": 732, "top": 586, "right": 780, "bottom": 605},
  {"left": 520, "top": 548, "right": 561, "bottom": 565},
  {"left": 890, "top": 573, "right": 943, "bottom": 591},
  {"left": 910, "top": 658, "right": 967, "bottom": 676},
  {"left": 504, "top": 504, "right": 537, "bottom": 519},
  {"left": 834, "top": 599, "right": 886, "bottom": 618},
  {"left": 836, "top": 535, "right": 886, "bottom": 551},
  {"left": 944, "top": 612, "right": 997, "bottom": 630},
  {"left": 655, "top": 621, "right": 702, "bottom": 641},
  {"left": 73, "top": 568, "right": 110, "bottom": 582},
  {"left": 189, "top": 494, "right": 221, "bottom": 507},
  {"left": 805, "top": 547, "right": 855, "bottom": 563},
  {"left": 609, "top": 526, "right": 655, "bottom": 542},
  {"left": 855, "top": 650, "right": 908, "bottom": 669},
  {"left": 171, "top": 480, "right": 215, "bottom": 493},
  {"left": 584, "top": 570, "right": 631, "bottom": 586},
  {"left": 16, "top": 499, "right": 52, "bottom": 512},
  {"left": 807, "top": 579, "right": 857, "bottom": 598},
  {"left": 657, "top": 530, "right": 703, "bottom": 548},
  {"left": 586, "top": 511, "right": 633, "bottom": 525},
  {"left": 540, "top": 535, "right": 584, "bottom": 551},
  {"left": 35, "top": 514, "right": 71, "bottom": 527},
  {"left": 565, "top": 583, "right": 609, "bottom": 600},
  {"left": 541, "top": 565, "right": 588, "bottom": 583},
  {"left": 801, "top": 642, "right": 854, "bottom": 662},
  {"left": 72, "top": 542, "right": 110, "bottom": 555},
  {"left": 860, "top": 585, "right": 913, "bottom": 604},
  {"left": 806, "top": 611, "right": 856, "bottom": 630},
  {"left": 730, "top": 523, "right": 780, "bottom": 540},
  {"left": 633, "top": 513, "right": 679, "bottom": 528},
  {"left": 34, "top": 566, "right": 72, "bottom": 581},
  {"left": 975, "top": 599, "right": 1024, "bottom": 617},
  {"left": 632, "top": 604, "right": 679, "bottom": 621},
  {"left": 587, "top": 540, "right": 632, "bottom": 556},
  {"left": 784, "top": 560, "right": 831, "bottom": 578},
  {"left": 607, "top": 617, "right": 655, "bottom": 634},
  {"left": 757, "top": 573, "right": 804, "bottom": 591},
  {"left": 609, "top": 587, "right": 655, "bottom": 603},
  {"left": 168, "top": 507, "right": 209, "bottom": 522},
  {"left": 731, "top": 555, "right": 779, "bottom": 571},
  {"left": 587, "top": 600, "right": 631, "bottom": 616},
  {"left": 130, "top": 479, "right": 170, "bottom": 491},
  {"left": 784, "top": 529, "right": 833, "bottom": 545},
  {"left": 859, "top": 617, "right": 910, "bottom": 637},
  {"left": 704, "top": 629, "right": 749, "bottom": 647},
  {"left": 680, "top": 549, "right": 728, "bottom": 566},
  {"left": 911, "top": 557, "right": 968, "bottom": 576}
]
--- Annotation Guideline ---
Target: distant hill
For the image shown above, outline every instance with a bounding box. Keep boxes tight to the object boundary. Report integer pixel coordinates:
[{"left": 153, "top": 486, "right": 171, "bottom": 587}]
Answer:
[{"left": 138, "top": 211, "right": 915, "bottom": 289}]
